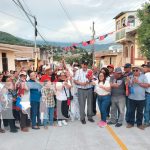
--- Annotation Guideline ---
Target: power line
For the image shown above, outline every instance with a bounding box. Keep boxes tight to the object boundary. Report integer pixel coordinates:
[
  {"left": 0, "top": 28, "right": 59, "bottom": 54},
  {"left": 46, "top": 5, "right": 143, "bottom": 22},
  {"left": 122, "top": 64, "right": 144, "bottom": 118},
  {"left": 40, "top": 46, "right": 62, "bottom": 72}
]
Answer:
[
  {"left": 56, "top": 0, "right": 83, "bottom": 41},
  {"left": 21, "top": 0, "right": 33, "bottom": 15},
  {"left": 12, "top": 0, "right": 49, "bottom": 45}
]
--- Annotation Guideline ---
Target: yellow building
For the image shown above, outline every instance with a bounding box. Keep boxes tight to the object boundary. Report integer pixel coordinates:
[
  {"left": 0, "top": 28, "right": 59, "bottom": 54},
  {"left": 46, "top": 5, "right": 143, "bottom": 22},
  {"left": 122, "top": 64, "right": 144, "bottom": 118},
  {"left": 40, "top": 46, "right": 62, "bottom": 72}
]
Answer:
[{"left": 114, "top": 11, "right": 146, "bottom": 66}]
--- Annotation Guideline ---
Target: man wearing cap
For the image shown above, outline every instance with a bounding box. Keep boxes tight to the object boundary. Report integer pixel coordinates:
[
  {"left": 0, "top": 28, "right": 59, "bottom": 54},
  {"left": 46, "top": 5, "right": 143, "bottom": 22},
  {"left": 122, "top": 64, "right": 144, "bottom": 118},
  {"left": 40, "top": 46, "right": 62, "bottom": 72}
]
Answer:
[
  {"left": 107, "top": 64, "right": 114, "bottom": 77},
  {"left": 74, "top": 60, "right": 94, "bottom": 124},
  {"left": 142, "top": 64, "right": 150, "bottom": 127},
  {"left": 108, "top": 67, "right": 126, "bottom": 127},
  {"left": 127, "top": 66, "right": 148, "bottom": 130},
  {"left": 123, "top": 63, "right": 133, "bottom": 124}
]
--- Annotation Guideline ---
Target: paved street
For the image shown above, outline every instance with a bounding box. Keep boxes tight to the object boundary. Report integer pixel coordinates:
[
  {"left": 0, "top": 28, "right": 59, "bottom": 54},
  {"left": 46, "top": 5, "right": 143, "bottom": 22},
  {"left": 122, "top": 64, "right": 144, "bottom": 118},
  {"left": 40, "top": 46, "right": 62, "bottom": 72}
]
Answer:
[{"left": 1, "top": 115, "right": 150, "bottom": 150}]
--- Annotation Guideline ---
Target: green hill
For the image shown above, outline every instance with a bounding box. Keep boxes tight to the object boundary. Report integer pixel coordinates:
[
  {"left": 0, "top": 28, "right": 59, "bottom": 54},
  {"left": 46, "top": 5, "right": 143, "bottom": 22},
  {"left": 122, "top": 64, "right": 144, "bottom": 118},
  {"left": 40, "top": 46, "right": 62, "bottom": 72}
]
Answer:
[{"left": 0, "top": 31, "right": 33, "bottom": 46}]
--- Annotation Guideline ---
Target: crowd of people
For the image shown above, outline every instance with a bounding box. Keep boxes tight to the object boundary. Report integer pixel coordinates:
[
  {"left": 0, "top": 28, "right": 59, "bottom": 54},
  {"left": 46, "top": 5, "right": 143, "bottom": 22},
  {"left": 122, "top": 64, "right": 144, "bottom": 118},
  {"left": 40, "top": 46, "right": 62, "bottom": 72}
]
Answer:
[{"left": 0, "top": 59, "right": 150, "bottom": 133}]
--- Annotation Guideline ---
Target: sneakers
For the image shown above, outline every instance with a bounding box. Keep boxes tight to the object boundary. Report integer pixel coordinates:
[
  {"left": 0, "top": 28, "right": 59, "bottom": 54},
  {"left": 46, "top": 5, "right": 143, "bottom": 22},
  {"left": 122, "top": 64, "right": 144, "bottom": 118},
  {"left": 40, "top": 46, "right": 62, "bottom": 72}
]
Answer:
[
  {"left": 58, "top": 120, "right": 68, "bottom": 127},
  {"left": 115, "top": 123, "right": 122, "bottom": 127},
  {"left": 62, "top": 120, "right": 68, "bottom": 126},
  {"left": 58, "top": 121, "right": 62, "bottom": 127},
  {"left": 137, "top": 125, "right": 145, "bottom": 130},
  {"left": 126, "top": 124, "right": 134, "bottom": 128},
  {"left": 98, "top": 121, "right": 107, "bottom": 128},
  {"left": 107, "top": 121, "right": 116, "bottom": 125}
]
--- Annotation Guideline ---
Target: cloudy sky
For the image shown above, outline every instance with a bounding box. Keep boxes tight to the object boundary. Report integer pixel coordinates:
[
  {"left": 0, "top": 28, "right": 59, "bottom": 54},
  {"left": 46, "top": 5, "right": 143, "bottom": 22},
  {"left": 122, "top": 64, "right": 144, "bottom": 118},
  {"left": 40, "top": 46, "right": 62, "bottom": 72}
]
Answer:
[{"left": 0, "top": 0, "right": 148, "bottom": 43}]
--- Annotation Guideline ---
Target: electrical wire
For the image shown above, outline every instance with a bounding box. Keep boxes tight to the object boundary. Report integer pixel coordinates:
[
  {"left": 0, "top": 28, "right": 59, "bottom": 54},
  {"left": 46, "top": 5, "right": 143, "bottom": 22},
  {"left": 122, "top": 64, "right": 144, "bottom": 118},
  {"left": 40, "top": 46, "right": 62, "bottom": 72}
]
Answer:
[{"left": 56, "top": 0, "right": 83, "bottom": 41}]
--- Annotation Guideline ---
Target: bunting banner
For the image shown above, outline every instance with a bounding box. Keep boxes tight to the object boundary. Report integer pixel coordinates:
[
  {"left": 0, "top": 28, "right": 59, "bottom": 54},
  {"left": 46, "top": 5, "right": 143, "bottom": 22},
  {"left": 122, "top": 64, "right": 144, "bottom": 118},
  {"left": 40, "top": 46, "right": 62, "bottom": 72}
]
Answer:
[{"left": 62, "top": 31, "right": 115, "bottom": 51}]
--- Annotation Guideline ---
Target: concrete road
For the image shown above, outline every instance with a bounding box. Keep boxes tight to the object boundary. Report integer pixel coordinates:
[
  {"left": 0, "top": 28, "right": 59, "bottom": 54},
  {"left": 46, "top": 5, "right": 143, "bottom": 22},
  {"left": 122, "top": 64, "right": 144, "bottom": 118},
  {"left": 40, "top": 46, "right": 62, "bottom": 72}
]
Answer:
[{"left": 0, "top": 115, "right": 150, "bottom": 150}]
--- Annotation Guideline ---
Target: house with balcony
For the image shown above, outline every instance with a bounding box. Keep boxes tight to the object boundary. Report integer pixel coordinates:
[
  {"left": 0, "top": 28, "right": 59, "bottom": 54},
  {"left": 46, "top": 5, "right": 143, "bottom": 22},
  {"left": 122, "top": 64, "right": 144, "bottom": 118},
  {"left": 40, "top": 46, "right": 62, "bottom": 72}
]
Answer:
[{"left": 114, "top": 11, "right": 146, "bottom": 65}]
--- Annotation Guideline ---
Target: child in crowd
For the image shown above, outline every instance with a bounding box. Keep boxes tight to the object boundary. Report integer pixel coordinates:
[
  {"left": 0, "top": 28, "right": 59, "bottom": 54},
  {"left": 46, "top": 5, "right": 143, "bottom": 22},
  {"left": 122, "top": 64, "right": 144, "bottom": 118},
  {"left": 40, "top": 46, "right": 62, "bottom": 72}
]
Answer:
[{"left": 41, "top": 80, "right": 55, "bottom": 129}]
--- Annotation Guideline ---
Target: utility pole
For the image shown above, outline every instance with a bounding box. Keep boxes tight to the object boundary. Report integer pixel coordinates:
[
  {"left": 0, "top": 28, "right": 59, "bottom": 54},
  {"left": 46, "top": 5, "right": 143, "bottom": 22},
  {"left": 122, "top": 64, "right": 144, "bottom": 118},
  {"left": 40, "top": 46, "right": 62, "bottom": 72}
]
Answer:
[
  {"left": 92, "top": 21, "right": 95, "bottom": 65},
  {"left": 34, "top": 16, "right": 38, "bottom": 71}
]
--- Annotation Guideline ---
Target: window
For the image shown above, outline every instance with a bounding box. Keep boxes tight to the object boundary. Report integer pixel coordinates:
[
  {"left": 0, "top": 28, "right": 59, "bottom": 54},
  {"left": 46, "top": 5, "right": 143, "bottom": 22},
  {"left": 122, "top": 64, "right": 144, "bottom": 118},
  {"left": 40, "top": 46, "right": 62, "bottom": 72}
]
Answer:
[
  {"left": 121, "top": 17, "right": 126, "bottom": 28},
  {"left": 124, "top": 47, "right": 128, "bottom": 57},
  {"left": 116, "top": 20, "right": 121, "bottom": 30},
  {"left": 127, "top": 16, "right": 135, "bottom": 27}
]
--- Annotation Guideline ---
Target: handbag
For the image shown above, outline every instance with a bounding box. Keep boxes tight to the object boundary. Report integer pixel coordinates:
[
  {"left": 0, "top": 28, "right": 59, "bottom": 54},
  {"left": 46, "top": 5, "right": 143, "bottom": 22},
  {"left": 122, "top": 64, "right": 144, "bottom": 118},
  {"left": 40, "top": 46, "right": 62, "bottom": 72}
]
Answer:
[{"left": 64, "top": 87, "right": 73, "bottom": 106}]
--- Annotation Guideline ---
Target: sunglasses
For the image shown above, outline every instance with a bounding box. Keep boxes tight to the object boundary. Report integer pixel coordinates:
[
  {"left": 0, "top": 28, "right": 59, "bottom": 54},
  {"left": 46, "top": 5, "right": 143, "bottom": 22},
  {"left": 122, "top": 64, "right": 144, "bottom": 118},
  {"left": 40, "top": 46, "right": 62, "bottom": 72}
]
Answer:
[{"left": 133, "top": 69, "right": 139, "bottom": 72}]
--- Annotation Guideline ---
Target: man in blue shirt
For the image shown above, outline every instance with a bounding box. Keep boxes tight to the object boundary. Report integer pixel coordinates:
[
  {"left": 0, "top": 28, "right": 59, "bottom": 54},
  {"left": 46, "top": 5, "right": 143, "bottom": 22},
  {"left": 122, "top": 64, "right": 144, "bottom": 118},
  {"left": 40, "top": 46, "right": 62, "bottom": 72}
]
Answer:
[{"left": 27, "top": 71, "right": 42, "bottom": 129}]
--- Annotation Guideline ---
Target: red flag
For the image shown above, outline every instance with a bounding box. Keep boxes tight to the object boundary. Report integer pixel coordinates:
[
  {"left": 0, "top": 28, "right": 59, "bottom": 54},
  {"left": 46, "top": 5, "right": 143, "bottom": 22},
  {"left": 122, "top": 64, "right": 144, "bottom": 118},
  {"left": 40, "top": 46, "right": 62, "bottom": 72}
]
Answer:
[
  {"left": 82, "top": 41, "right": 88, "bottom": 46},
  {"left": 99, "top": 35, "right": 105, "bottom": 40},
  {"left": 90, "top": 39, "right": 95, "bottom": 45}
]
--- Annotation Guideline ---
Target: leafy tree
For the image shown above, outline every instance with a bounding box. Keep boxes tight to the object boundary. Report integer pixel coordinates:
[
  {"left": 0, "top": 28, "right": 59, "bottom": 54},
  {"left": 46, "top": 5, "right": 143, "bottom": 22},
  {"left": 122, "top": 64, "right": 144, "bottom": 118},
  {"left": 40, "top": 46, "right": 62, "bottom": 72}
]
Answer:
[{"left": 137, "top": 1, "right": 150, "bottom": 60}]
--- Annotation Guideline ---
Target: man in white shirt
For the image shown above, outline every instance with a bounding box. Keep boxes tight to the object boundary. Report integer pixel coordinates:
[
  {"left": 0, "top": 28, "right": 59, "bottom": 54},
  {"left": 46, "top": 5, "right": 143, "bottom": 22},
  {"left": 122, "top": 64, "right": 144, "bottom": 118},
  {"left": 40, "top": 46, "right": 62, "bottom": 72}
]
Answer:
[
  {"left": 74, "top": 60, "right": 94, "bottom": 124},
  {"left": 142, "top": 64, "right": 150, "bottom": 127}
]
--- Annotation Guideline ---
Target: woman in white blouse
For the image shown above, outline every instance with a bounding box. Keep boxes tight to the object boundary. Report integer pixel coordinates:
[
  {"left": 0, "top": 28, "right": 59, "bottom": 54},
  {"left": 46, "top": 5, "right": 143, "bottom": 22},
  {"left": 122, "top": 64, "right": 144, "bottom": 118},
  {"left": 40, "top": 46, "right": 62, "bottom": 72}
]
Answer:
[
  {"left": 94, "top": 71, "right": 111, "bottom": 128},
  {"left": 55, "top": 70, "right": 72, "bottom": 127}
]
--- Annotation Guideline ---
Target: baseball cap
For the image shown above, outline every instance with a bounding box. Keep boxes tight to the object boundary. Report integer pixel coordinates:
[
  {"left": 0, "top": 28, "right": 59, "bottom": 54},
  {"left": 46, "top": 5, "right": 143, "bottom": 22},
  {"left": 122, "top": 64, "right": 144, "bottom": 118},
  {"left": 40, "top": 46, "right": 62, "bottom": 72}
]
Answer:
[
  {"left": 124, "top": 63, "right": 131, "bottom": 68},
  {"left": 107, "top": 64, "right": 114, "bottom": 69},
  {"left": 82, "top": 60, "right": 89, "bottom": 65},
  {"left": 114, "top": 67, "right": 122, "bottom": 73}
]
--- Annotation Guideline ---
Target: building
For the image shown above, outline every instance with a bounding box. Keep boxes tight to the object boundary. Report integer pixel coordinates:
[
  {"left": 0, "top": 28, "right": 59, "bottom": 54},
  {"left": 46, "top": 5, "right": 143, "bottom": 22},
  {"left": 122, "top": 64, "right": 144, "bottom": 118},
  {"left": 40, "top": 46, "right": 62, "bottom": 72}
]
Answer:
[
  {"left": 114, "top": 11, "right": 146, "bottom": 65},
  {"left": 95, "top": 51, "right": 123, "bottom": 68},
  {"left": 0, "top": 43, "right": 40, "bottom": 71},
  {"left": 0, "top": 44, "right": 18, "bottom": 71}
]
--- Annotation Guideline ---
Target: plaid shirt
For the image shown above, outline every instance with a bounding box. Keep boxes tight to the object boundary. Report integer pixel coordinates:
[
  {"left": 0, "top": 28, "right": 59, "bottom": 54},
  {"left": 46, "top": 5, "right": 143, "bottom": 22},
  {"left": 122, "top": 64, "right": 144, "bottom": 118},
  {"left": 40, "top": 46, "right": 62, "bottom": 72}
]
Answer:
[{"left": 41, "top": 87, "right": 55, "bottom": 107}]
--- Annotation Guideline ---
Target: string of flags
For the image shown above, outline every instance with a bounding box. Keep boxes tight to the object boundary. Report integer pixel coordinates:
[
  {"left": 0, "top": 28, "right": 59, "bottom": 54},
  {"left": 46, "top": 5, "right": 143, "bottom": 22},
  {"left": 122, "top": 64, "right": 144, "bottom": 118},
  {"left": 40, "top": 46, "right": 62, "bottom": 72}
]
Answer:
[{"left": 62, "top": 31, "right": 115, "bottom": 51}]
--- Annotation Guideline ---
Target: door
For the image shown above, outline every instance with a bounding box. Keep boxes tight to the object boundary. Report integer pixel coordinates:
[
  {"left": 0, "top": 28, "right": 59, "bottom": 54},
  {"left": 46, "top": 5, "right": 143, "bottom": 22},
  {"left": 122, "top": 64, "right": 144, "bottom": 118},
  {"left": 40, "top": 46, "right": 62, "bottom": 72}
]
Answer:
[
  {"left": 2, "top": 53, "right": 8, "bottom": 71},
  {"left": 130, "top": 46, "right": 134, "bottom": 65}
]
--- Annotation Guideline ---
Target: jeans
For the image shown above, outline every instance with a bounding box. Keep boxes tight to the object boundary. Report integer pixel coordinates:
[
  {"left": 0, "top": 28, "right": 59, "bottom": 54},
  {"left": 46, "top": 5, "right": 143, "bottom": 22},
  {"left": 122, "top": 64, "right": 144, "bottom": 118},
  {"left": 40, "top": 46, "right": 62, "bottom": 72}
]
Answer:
[
  {"left": 125, "top": 96, "right": 130, "bottom": 123},
  {"left": 43, "top": 107, "right": 54, "bottom": 126},
  {"left": 144, "top": 93, "right": 150, "bottom": 124},
  {"left": 128, "top": 99, "right": 145, "bottom": 126},
  {"left": 30, "top": 101, "right": 40, "bottom": 127},
  {"left": 97, "top": 95, "right": 111, "bottom": 122}
]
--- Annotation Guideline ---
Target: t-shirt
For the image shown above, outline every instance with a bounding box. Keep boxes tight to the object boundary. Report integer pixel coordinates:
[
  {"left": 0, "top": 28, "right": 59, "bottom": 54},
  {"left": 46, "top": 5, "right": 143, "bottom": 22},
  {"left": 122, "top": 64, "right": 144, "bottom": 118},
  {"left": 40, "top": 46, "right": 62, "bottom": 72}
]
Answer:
[
  {"left": 94, "top": 80, "right": 110, "bottom": 96},
  {"left": 55, "top": 81, "right": 71, "bottom": 101},
  {"left": 145, "top": 72, "right": 150, "bottom": 93},
  {"left": 110, "top": 76, "right": 126, "bottom": 96},
  {"left": 128, "top": 74, "right": 148, "bottom": 100},
  {"left": 27, "top": 80, "right": 42, "bottom": 102}
]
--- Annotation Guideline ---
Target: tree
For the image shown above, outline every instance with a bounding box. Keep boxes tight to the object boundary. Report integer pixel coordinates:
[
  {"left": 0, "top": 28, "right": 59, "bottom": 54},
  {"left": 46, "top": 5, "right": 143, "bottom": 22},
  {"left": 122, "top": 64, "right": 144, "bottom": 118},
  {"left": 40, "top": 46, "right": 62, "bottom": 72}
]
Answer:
[{"left": 137, "top": 1, "right": 150, "bottom": 60}]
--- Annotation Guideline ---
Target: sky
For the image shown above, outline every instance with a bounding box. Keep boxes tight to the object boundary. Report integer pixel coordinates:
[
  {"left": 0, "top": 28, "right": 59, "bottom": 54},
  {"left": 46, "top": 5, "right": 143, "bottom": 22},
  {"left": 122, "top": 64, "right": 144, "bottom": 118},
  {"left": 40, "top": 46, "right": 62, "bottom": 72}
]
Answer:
[{"left": 0, "top": 0, "right": 149, "bottom": 44}]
